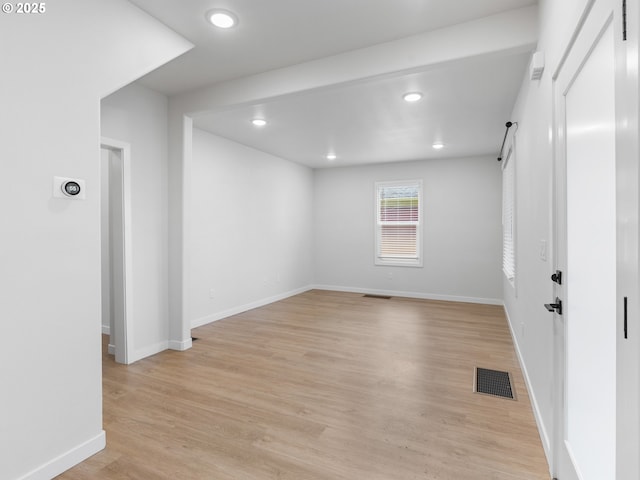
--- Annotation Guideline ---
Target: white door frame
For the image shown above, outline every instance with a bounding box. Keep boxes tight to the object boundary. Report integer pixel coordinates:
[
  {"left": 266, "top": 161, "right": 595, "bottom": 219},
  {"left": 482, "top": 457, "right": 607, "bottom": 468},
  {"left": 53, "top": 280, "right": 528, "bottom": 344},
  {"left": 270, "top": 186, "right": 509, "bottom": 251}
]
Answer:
[
  {"left": 551, "top": 0, "right": 640, "bottom": 478},
  {"left": 100, "top": 136, "right": 134, "bottom": 365}
]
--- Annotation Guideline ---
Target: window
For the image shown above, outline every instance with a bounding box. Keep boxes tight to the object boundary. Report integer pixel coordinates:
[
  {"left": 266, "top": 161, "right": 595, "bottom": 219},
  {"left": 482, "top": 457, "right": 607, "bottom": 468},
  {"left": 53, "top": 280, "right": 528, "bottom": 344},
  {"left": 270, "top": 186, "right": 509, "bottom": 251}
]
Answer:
[
  {"left": 375, "top": 180, "right": 423, "bottom": 267},
  {"left": 502, "top": 149, "right": 515, "bottom": 283}
]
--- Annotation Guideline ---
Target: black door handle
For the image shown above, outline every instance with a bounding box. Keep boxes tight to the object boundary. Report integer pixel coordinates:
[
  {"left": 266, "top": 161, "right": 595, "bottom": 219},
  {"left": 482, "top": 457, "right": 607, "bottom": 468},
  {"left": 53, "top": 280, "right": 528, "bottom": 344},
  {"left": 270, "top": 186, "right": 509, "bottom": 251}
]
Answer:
[
  {"left": 544, "top": 297, "right": 563, "bottom": 315},
  {"left": 551, "top": 270, "right": 562, "bottom": 285}
]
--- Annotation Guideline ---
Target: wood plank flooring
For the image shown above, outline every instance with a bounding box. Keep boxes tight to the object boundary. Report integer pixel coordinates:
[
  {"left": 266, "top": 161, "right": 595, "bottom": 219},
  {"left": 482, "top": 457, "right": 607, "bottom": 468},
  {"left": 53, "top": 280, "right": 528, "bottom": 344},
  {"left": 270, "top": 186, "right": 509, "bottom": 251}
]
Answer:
[{"left": 58, "top": 290, "right": 550, "bottom": 479}]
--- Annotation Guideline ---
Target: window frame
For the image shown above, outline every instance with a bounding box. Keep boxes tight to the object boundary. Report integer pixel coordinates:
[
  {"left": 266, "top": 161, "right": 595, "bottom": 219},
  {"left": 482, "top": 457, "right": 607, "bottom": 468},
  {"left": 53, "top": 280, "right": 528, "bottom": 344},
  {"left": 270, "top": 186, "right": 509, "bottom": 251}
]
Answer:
[
  {"left": 374, "top": 179, "right": 423, "bottom": 268},
  {"left": 502, "top": 147, "right": 516, "bottom": 285}
]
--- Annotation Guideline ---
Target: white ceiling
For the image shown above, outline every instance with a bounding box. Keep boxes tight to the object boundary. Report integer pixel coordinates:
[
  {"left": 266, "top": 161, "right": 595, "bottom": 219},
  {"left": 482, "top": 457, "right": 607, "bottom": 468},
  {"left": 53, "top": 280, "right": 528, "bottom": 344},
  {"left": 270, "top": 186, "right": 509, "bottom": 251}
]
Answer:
[
  {"left": 193, "top": 54, "right": 529, "bottom": 168},
  {"left": 129, "top": 0, "right": 537, "bottom": 168}
]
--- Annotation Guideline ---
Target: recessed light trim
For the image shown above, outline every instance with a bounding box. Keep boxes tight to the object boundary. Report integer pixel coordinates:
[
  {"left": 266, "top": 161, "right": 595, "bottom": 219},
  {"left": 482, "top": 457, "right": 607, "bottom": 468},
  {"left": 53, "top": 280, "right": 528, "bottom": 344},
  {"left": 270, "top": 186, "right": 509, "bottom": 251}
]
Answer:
[
  {"left": 205, "top": 9, "right": 238, "bottom": 29},
  {"left": 326, "top": 154, "right": 337, "bottom": 161},
  {"left": 403, "top": 92, "right": 423, "bottom": 103},
  {"left": 252, "top": 118, "right": 267, "bottom": 127},
  {"left": 432, "top": 142, "right": 445, "bottom": 150}
]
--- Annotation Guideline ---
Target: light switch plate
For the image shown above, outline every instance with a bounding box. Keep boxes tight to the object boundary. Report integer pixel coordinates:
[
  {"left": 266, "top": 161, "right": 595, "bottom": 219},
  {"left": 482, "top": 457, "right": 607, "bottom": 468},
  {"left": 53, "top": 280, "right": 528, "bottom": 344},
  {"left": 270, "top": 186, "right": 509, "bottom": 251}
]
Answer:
[{"left": 539, "top": 239, "right": 547, "bottom": 261}]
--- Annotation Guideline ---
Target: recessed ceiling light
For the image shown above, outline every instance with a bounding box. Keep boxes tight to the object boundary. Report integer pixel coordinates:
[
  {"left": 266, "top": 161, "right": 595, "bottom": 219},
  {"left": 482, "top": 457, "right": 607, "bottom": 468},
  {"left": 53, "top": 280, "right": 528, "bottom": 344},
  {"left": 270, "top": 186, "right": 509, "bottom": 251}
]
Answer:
[
  {"left": 205, "top": 9, "right": 238, "bottom": 29},
  {"left": 403, "top": 92, "right": 423, "bottom": 103},
  {"left": 252, "top": 118, "right": 267, "bottom": 127},
  {"left": 432, "top": 142, "right": 445, "bottom": 150},
  {"left": 326, "top": 154, "right": 337, "bottom": 161}
]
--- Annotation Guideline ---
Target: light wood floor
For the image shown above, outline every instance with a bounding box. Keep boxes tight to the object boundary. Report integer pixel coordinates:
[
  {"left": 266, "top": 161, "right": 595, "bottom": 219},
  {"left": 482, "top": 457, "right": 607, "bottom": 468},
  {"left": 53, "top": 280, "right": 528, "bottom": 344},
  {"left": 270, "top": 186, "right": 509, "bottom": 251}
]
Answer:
[{"left": 58, "top": 290, "right": 550, "bottom": 479}]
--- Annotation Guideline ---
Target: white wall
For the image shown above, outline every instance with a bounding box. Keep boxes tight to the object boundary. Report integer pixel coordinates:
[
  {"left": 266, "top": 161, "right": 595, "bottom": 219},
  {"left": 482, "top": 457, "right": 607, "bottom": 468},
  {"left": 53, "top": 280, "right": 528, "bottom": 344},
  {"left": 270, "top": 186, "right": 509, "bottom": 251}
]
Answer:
[
  {"left": 0, "top": 2, "right": 191, "bottom": 479},
  {"left": 101, "top": 83, "right": 173, "bottom": 361},
  {"left": 314, "top": 157, "right": 503, "bottom": 303},
  {"left": 503, "top": 0, "right": 588, "bottom": 462},
  {"left": 190, "top": 129, "right": 314, "bottom": 327}
]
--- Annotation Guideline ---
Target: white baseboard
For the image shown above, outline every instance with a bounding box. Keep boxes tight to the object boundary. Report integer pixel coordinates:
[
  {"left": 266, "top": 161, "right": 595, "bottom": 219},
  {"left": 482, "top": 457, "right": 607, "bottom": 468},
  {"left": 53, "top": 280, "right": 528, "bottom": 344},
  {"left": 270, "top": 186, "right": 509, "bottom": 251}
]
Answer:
[
  {"left": 312, "top": 284, "right": 503, "bottom": 306},
  {"left": 503, "top": 305, "right": 552, "bottom": 469},
  {"left": 191, "top": 285, "right": 314, "bottom": 329},
  {"left": 107, "top": 342, "right": 170, "bottom": 363},
  {"left": 190, "top": 285, "right": 502, "bottom": 331},
  {"left": 131, "top": 341, "right": 169, "bottom": 363},
  {"left": 16, "top": 430, "right": 105, "bottom": 480},
  {"left": 101, "top": 324, "right": 110, "bottom": 335},
  {"left": 169, "top": 338, "right": 193, "bottom": 351}
]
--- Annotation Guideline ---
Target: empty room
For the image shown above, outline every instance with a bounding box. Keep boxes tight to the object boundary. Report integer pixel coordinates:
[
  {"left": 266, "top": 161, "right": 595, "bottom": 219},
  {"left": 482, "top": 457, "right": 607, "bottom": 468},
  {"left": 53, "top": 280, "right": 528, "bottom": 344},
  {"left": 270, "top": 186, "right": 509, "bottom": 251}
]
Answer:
[{"left": 1, "top": 1, "right": 639, "bottom": 479}]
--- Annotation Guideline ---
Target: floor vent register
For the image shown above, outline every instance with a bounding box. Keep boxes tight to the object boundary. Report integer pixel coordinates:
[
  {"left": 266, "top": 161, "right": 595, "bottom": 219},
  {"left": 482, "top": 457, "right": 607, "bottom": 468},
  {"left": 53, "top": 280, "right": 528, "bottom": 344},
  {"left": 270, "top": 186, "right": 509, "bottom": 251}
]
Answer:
[{"left": 474, "top": 367, "right": 516, "bottom": 400}]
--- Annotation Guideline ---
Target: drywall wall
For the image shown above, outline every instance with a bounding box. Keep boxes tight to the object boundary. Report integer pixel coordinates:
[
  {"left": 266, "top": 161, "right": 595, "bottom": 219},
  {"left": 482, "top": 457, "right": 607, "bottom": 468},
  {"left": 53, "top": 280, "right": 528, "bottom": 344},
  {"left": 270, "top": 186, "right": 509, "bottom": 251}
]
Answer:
[
  {"left": 190, "top": 129, "right": 314, "bottom": 327},
  {"left": 101, "top": 83, "right": 172, "bottom": 361},
  {"left": 503, "top": 0, "right": 588, "bottom": 464},
  {"left": 0, "top": 1, "right": 191, "bottom": 479},
  {"left": 314, "top": 157, "right": 502, "bottom": 303}
]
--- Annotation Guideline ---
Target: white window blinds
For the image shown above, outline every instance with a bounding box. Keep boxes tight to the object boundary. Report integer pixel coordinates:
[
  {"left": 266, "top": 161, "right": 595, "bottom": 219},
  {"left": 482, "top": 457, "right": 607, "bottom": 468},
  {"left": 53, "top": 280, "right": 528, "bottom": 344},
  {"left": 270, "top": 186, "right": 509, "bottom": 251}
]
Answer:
[
  {"left": 375, "top": 180, "right": 422, "bottom": 267},
  {"left": 502, "top": 149, "right": 515, "bottom": 282}
]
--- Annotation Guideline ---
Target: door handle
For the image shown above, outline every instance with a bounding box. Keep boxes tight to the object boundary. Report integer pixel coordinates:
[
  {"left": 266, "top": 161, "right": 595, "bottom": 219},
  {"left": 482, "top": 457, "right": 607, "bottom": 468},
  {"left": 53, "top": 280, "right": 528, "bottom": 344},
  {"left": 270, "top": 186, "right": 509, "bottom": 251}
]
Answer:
[
  {"left": 551, "top": 270, "right": 562, "bottom": 285},
  {"left": 544, "top": 297, "right": 563, "bottom": 315}
]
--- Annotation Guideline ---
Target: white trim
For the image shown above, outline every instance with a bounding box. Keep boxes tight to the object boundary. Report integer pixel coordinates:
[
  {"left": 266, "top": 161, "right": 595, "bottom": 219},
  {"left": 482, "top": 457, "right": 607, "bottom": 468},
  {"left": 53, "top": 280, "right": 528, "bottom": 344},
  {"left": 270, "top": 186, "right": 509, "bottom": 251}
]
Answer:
[
  {"left": 502, "top": 143, "right": 517, "bottom": 290},
  {"left": 169, "top": 338, "right": 193, "bottom": 351},
  {"left": 100, "top": 137, "right": 134, "bottom": 365},
  {"left": 551, "top": 0, "right": 597, "bottom": 81},
  {"left": 374, "top": 179, "right": 423, "bottom": 268},
  {"left": 191, "top": 286, "right": 314, "bottom": 328},
  {"left": 131, "top": 341, "right": 170, "bottom": 363},
  {"left": 503, "top": 305, "right": 552, "bottom": 471},
  {"left": 312, "top": 284, "right": 503, "bottom": 306},
  {"left": 565, "top": 441, "right": 586, "bottom": 480},
  {"left": 181, "top": 115, "right": 194, "bottom": 346},
  {"left": 16, "top": 431, "right": 105, "bottom": 480}
]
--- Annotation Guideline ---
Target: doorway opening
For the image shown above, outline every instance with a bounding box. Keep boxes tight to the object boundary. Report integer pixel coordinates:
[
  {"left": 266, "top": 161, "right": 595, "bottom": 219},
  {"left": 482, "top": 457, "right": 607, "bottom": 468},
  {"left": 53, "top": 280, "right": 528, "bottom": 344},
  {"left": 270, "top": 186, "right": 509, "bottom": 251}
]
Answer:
[{"left": 100, "top": 137, "right": 134, "bottom": 364}]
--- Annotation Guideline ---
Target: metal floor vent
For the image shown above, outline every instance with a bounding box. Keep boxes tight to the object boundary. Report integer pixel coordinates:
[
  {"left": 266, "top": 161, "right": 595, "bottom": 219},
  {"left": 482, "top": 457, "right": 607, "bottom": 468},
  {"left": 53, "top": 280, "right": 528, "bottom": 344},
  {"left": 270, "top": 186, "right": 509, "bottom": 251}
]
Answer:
[
  {"left": 363, "top": 294, "right": 392, "bottom": 300},
  {"left": 474, "top": 367, "right": 516, "bottom": 400}
]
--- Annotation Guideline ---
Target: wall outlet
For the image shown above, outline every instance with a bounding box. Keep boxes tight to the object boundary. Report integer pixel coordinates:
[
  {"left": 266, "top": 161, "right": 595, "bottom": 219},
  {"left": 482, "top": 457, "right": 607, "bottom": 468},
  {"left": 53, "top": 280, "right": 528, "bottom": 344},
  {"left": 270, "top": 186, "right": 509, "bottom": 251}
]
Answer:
[
  {"left": 209, "top": 288, "right": 215, "bottom": 299},
  {"left": 387, "top": 272, "right": 393, "bottom": 280}
]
